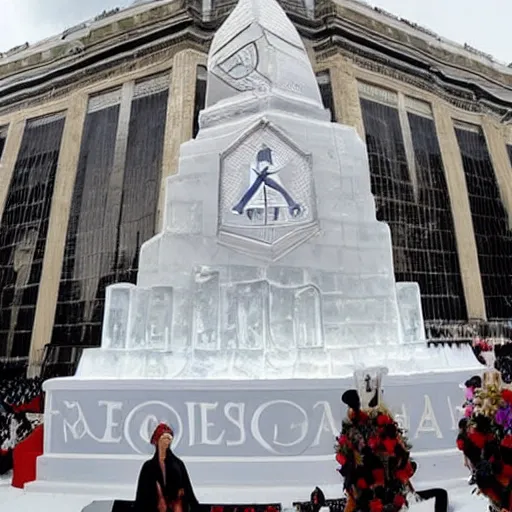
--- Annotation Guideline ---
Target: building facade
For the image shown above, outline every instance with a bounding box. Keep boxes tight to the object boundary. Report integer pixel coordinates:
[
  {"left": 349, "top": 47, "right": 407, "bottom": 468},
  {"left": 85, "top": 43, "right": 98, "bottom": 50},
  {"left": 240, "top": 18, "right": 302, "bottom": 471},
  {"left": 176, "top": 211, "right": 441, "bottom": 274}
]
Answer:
[{"left": 0, "top": 0, "right": 511, "bottom": 374}]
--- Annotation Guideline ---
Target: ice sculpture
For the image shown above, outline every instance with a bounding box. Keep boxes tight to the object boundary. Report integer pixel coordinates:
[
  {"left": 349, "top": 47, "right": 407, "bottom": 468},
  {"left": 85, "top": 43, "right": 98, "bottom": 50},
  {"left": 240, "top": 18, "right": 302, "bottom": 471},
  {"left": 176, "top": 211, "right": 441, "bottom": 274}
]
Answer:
[{"left": 77, "top": 0, "right": 428, "bottom": 379}]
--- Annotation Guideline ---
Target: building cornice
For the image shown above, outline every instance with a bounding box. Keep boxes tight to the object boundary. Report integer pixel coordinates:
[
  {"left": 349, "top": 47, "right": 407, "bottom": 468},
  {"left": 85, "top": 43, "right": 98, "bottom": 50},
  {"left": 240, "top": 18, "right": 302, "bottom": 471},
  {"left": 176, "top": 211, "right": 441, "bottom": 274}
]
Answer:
[
  {"left": 2, "top": 0, "right": 510, "bottom": 83},
  {"left": 312, "top": 21, "right": 512, "bottom": 117},
  {"left": 0, "top": 0, "right": 511, "bottom": 119}
]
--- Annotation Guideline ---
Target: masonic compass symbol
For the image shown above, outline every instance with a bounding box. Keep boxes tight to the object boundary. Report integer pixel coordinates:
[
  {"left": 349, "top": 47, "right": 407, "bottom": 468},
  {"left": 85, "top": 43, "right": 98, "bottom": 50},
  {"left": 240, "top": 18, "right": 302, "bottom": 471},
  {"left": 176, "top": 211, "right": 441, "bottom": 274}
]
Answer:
[{"left": 231, "top": 146, "right": 302, "bottom": 223}]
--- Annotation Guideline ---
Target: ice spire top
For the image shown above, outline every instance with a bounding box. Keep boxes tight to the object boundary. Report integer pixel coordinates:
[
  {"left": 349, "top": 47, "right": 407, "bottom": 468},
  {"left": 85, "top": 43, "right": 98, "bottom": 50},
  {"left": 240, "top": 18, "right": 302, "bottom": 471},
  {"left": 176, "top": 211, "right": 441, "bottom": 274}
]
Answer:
[{"left": 205, "top": 0, "right": 323, "bottom": 110}]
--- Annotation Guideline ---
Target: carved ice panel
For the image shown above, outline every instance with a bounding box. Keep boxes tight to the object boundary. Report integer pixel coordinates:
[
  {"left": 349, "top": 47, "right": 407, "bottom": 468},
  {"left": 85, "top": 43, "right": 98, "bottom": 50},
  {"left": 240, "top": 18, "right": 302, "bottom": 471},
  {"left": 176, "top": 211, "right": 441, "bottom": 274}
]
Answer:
[
  {"left": 103, "top": 284, "right": 133, "bottom": 349},
  {"left": 126, "top": 288, "right": 150, "bottom": 350},
  {"left": 396, "top": 282, "right": 426, "bottom": 343},
  {"left": 294, "top": 285, "right": 323, "bottom": 348},
  {"left": 234, "top": 280, "right": 269, "bottom": 350},
  {"left": 269, "top": 285, "right": 295, "bottom": 350},
  {"left": 193, "top": 267, "right": 220, "bottom": 350},
  {"left": 147, "top": 286, "right": 173, "bottom": 351}
]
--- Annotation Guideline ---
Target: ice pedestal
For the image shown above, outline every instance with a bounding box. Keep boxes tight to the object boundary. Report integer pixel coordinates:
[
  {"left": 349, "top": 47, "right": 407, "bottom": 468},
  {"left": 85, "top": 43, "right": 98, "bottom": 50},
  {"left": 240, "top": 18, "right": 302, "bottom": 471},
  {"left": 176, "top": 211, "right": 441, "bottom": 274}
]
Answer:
[{"left": 34, "top": 365, "right": 479, "bottom": 502}]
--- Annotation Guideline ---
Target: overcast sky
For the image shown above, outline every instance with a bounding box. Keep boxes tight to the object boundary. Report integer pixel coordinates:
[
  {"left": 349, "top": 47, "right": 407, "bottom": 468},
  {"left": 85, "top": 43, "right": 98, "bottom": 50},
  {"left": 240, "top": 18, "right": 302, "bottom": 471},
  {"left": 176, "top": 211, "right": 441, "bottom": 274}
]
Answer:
[{"left": 0, "top": 0, "right": 509, "bottom": 65}]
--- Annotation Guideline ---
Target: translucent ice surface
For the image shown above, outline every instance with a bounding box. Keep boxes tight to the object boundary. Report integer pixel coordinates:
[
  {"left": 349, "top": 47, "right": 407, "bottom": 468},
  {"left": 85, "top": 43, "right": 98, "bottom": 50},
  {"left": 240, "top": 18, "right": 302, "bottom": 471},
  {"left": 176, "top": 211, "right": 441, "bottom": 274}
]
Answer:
[{"left": 74, "top": 0, "right": 476, "bottom": 380}]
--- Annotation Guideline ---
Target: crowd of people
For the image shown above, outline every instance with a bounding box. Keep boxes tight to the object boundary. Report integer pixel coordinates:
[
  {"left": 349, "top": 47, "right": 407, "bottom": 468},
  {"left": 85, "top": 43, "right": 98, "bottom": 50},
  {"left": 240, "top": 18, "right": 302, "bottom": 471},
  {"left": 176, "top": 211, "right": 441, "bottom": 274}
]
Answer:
[{"left": 0, "top": 375, "right": 43, "bottom": 476}]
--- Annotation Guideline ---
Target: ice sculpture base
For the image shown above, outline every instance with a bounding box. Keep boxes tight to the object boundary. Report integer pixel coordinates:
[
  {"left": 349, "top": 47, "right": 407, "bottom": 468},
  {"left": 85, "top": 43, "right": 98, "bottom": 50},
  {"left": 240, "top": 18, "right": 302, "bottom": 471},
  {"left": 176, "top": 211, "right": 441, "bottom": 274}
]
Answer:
[
  {"left": 36, "top": 353, "right": 479, "bottom": 502},
  {"left": 76, "top": 343, "right": 478, "bottom": 379}
]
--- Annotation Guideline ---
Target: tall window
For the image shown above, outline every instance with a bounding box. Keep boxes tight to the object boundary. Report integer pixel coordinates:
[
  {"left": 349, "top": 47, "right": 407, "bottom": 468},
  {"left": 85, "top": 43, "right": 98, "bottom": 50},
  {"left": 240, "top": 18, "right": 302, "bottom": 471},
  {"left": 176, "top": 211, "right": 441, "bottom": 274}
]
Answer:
[
  {"left": 316, "top": 71, "right": 335, "bottom": 122},
  {"left": 193, "top": 65, "right": 207, "bottom": 138},
  {"left": 52, "top": 73, "right": 170, "bottom": 346},
  {"left": 359, "top": 82, "right": 466, "bottom": 321},
  {"left": 0, "top": 113, "right": 66, "bottom": 358},
  {"left": 455, "top": 122, "right": 512, "bottom": 319},
  {"left": 191, "top": 66, "right": 337, "bottom": 137},
  {"left": 0, "top": 125, "right": 7, "bottom": 160}
]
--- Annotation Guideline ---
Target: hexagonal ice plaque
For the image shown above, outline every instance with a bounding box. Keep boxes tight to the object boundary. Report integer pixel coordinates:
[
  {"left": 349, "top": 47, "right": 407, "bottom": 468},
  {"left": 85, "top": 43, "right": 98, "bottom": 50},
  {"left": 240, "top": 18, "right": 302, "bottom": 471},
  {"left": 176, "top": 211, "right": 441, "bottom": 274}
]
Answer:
[{"left": 218, "top": 119, "right": 318, "bottom": 261}]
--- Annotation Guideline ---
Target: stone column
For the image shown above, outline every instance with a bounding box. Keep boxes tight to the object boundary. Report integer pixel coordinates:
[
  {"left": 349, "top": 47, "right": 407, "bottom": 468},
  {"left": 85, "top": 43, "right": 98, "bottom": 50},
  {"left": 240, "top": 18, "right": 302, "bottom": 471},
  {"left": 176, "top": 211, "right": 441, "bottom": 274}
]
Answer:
[
  {"left": 432, "top": 103, "right": 486, "bottom": 320},
  {"left": 322, "top": 54, "right": 364, "bottom": 139},
  {"left": 28, "top": 94, "right": 89, "bottom": 375},
  {"left": 157, "top": 49, "right": 207, "bottom": 230},
  {"left": 482, "top": 118, "right": 512, "bottom": 229},
  {"left": 0, "top": 119, "right": 25, "bottom": 218}
]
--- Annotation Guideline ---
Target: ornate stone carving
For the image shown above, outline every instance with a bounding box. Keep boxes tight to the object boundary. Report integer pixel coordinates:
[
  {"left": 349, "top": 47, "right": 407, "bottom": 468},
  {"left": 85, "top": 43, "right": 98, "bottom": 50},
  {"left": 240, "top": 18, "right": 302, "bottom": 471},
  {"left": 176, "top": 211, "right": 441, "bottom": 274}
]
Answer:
[{"left": 65, "top": 41, "right": 86, "bottom": 56}]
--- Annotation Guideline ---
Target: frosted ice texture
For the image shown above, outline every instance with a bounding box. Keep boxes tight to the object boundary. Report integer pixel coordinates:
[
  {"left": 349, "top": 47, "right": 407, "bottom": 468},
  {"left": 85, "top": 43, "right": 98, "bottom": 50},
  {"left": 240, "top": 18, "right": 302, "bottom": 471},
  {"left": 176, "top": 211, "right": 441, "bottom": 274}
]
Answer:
[
  {"left": 78, "top": 116, "right": 427, "bottom": 379},
  {"left": 396, "top": 282, "right": 426, "bottom": 344},
  {"left": 77, "top": 0, "right": 429, "bottom": 379}
]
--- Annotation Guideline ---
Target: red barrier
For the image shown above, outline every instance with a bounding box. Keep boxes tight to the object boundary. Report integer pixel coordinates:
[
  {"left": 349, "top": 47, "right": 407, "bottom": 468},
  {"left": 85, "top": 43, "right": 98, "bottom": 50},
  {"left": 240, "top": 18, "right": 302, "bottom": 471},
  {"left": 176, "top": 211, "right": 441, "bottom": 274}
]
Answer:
[{"left": 11, "top": 425, "right": 44, "bottom": 489}]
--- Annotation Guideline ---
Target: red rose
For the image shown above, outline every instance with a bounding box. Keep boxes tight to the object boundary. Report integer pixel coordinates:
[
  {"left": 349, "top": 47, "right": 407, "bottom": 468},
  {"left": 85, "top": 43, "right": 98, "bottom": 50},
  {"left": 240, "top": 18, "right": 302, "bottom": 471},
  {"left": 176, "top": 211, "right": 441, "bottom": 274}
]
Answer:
[
  {"left": 503, "top": 464, "right": 512, "bottom": 478},
  {"left": 211, "top": 507, "right": 224, "bottom": 512},
  {"left": 377, "top": 414, "right": 393, "bottom": 426},
  {"left": 358, "top": 411, "right": 369, "bottom": 422},
  {"left": 244, "top": 508, "right": 255, "bottom": 512},
  {"left": 456, "top": 438, "right": 465, "bottom": 451},
  {"left": 396, "top": 469, "right": 410, "bottom": 483},
  {"left": 481, "top": 488, "right": 500, "bottom": 504},
  {"left": 336, "top": 452, "right": 346, "bottom": 465},
  {"left": 502, "top": 389, "right": 512, "bottom": 404},
  {"left": 372, "top": 468, "right": 385, "bottom": 486},
  {"left": 383, "top": 438, "right": 397, "bottom": 454},
  {"left": 368, "top": 436, "right": 380, "bottom": 450},
  {"left": 356, "top": 478, "right": 369, "bottom": 489},
  {"left": 502, "top": 436, "right": 512, "bottom": 449},
  {"left": 393, "top": 494, "right": 406, "bottom": 509},
  {"left": 468, "top": 430, "right": 487, "bottom": 449},
  {"left": 337, "top": 434, "right": 348, "bottom": 446},
  {"left": 369, "top": 498, "right": 383, "bottom": 512}
]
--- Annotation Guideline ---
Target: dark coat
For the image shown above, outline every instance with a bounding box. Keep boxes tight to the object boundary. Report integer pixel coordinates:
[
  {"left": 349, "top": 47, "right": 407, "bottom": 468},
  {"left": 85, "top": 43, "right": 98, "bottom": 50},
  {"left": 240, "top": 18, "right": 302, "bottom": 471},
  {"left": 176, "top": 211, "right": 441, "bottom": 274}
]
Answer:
[{"left": 134, "top": 449, "right": 199, "bottom": 512}]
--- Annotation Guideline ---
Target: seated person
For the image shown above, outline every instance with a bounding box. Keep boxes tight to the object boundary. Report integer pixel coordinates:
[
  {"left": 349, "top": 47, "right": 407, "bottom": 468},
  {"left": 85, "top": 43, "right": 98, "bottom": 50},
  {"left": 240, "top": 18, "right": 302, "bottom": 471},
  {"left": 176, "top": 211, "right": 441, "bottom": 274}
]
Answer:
[
  {"left": 408, "top": 461, "right": 448, "bottom": 512},
  {"left": 134, "top": 423, "right": 199, "bottom": 512},
  {"left": 311, "top": 487, "right": 326, "bottom": 512}
]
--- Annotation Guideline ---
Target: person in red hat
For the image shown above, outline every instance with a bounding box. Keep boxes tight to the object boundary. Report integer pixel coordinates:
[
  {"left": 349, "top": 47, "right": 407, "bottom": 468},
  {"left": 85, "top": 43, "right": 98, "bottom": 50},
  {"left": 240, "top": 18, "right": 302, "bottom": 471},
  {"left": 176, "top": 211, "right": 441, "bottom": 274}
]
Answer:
[{"left": 134, "top": 423, "right": 199, "bottom": 512}]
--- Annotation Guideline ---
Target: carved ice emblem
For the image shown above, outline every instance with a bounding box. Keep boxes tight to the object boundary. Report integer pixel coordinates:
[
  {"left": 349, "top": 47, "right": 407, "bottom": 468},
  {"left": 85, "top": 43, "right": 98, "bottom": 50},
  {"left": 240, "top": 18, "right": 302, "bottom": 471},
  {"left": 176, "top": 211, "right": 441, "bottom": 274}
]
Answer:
[
  {"left": 232, "top": 146, "right": 302, "bottom": 221},
  {"left": 218, "top": 43, "right": 258, "bottom": 81},
  {"left": 219, "top": 120, "right": 318, "bottom": 261}
]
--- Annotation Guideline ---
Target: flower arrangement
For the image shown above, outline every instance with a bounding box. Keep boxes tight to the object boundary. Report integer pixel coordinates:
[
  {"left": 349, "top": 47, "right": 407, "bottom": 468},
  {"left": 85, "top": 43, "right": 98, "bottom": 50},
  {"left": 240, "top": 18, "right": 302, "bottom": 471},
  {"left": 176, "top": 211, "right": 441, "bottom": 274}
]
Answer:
[
  {"left": 473, "top": 337, "right": 494, "bottom": 353},
  {"left": 335, "top": 386, "right": 415, "bottom": 512},
  {"left": 461, "top": 376, "right": 482, "bottom": 418},
  {"left": 457, "top": 368, "right": 512, "bottom": 510}
]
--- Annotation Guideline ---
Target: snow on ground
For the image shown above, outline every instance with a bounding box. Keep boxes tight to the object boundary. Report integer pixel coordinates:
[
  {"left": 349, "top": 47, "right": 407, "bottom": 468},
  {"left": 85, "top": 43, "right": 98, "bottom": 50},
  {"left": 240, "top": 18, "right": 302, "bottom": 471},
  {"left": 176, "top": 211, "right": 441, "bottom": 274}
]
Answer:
[{"left": 0, "top": 472, "right": 492, "bottom": 512}]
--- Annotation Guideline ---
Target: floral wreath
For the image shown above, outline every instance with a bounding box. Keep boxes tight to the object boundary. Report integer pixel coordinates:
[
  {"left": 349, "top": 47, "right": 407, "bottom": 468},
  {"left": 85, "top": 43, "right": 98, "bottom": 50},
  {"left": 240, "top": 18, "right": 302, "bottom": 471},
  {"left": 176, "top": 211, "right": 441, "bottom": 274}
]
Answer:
[
  {"left": 457, "top": 341, "right": 512, "bottom": 511},
  {"left": 335, "top": 386, "right": 415, "bottom": 512}
]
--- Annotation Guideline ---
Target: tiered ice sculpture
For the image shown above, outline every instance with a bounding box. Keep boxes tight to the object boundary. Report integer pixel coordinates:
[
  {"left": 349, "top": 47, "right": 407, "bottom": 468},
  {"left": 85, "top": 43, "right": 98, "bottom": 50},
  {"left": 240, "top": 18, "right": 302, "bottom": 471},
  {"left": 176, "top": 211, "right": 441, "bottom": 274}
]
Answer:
[{"left": 75, "top": 0, "right": 447, "bottom": 380}]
